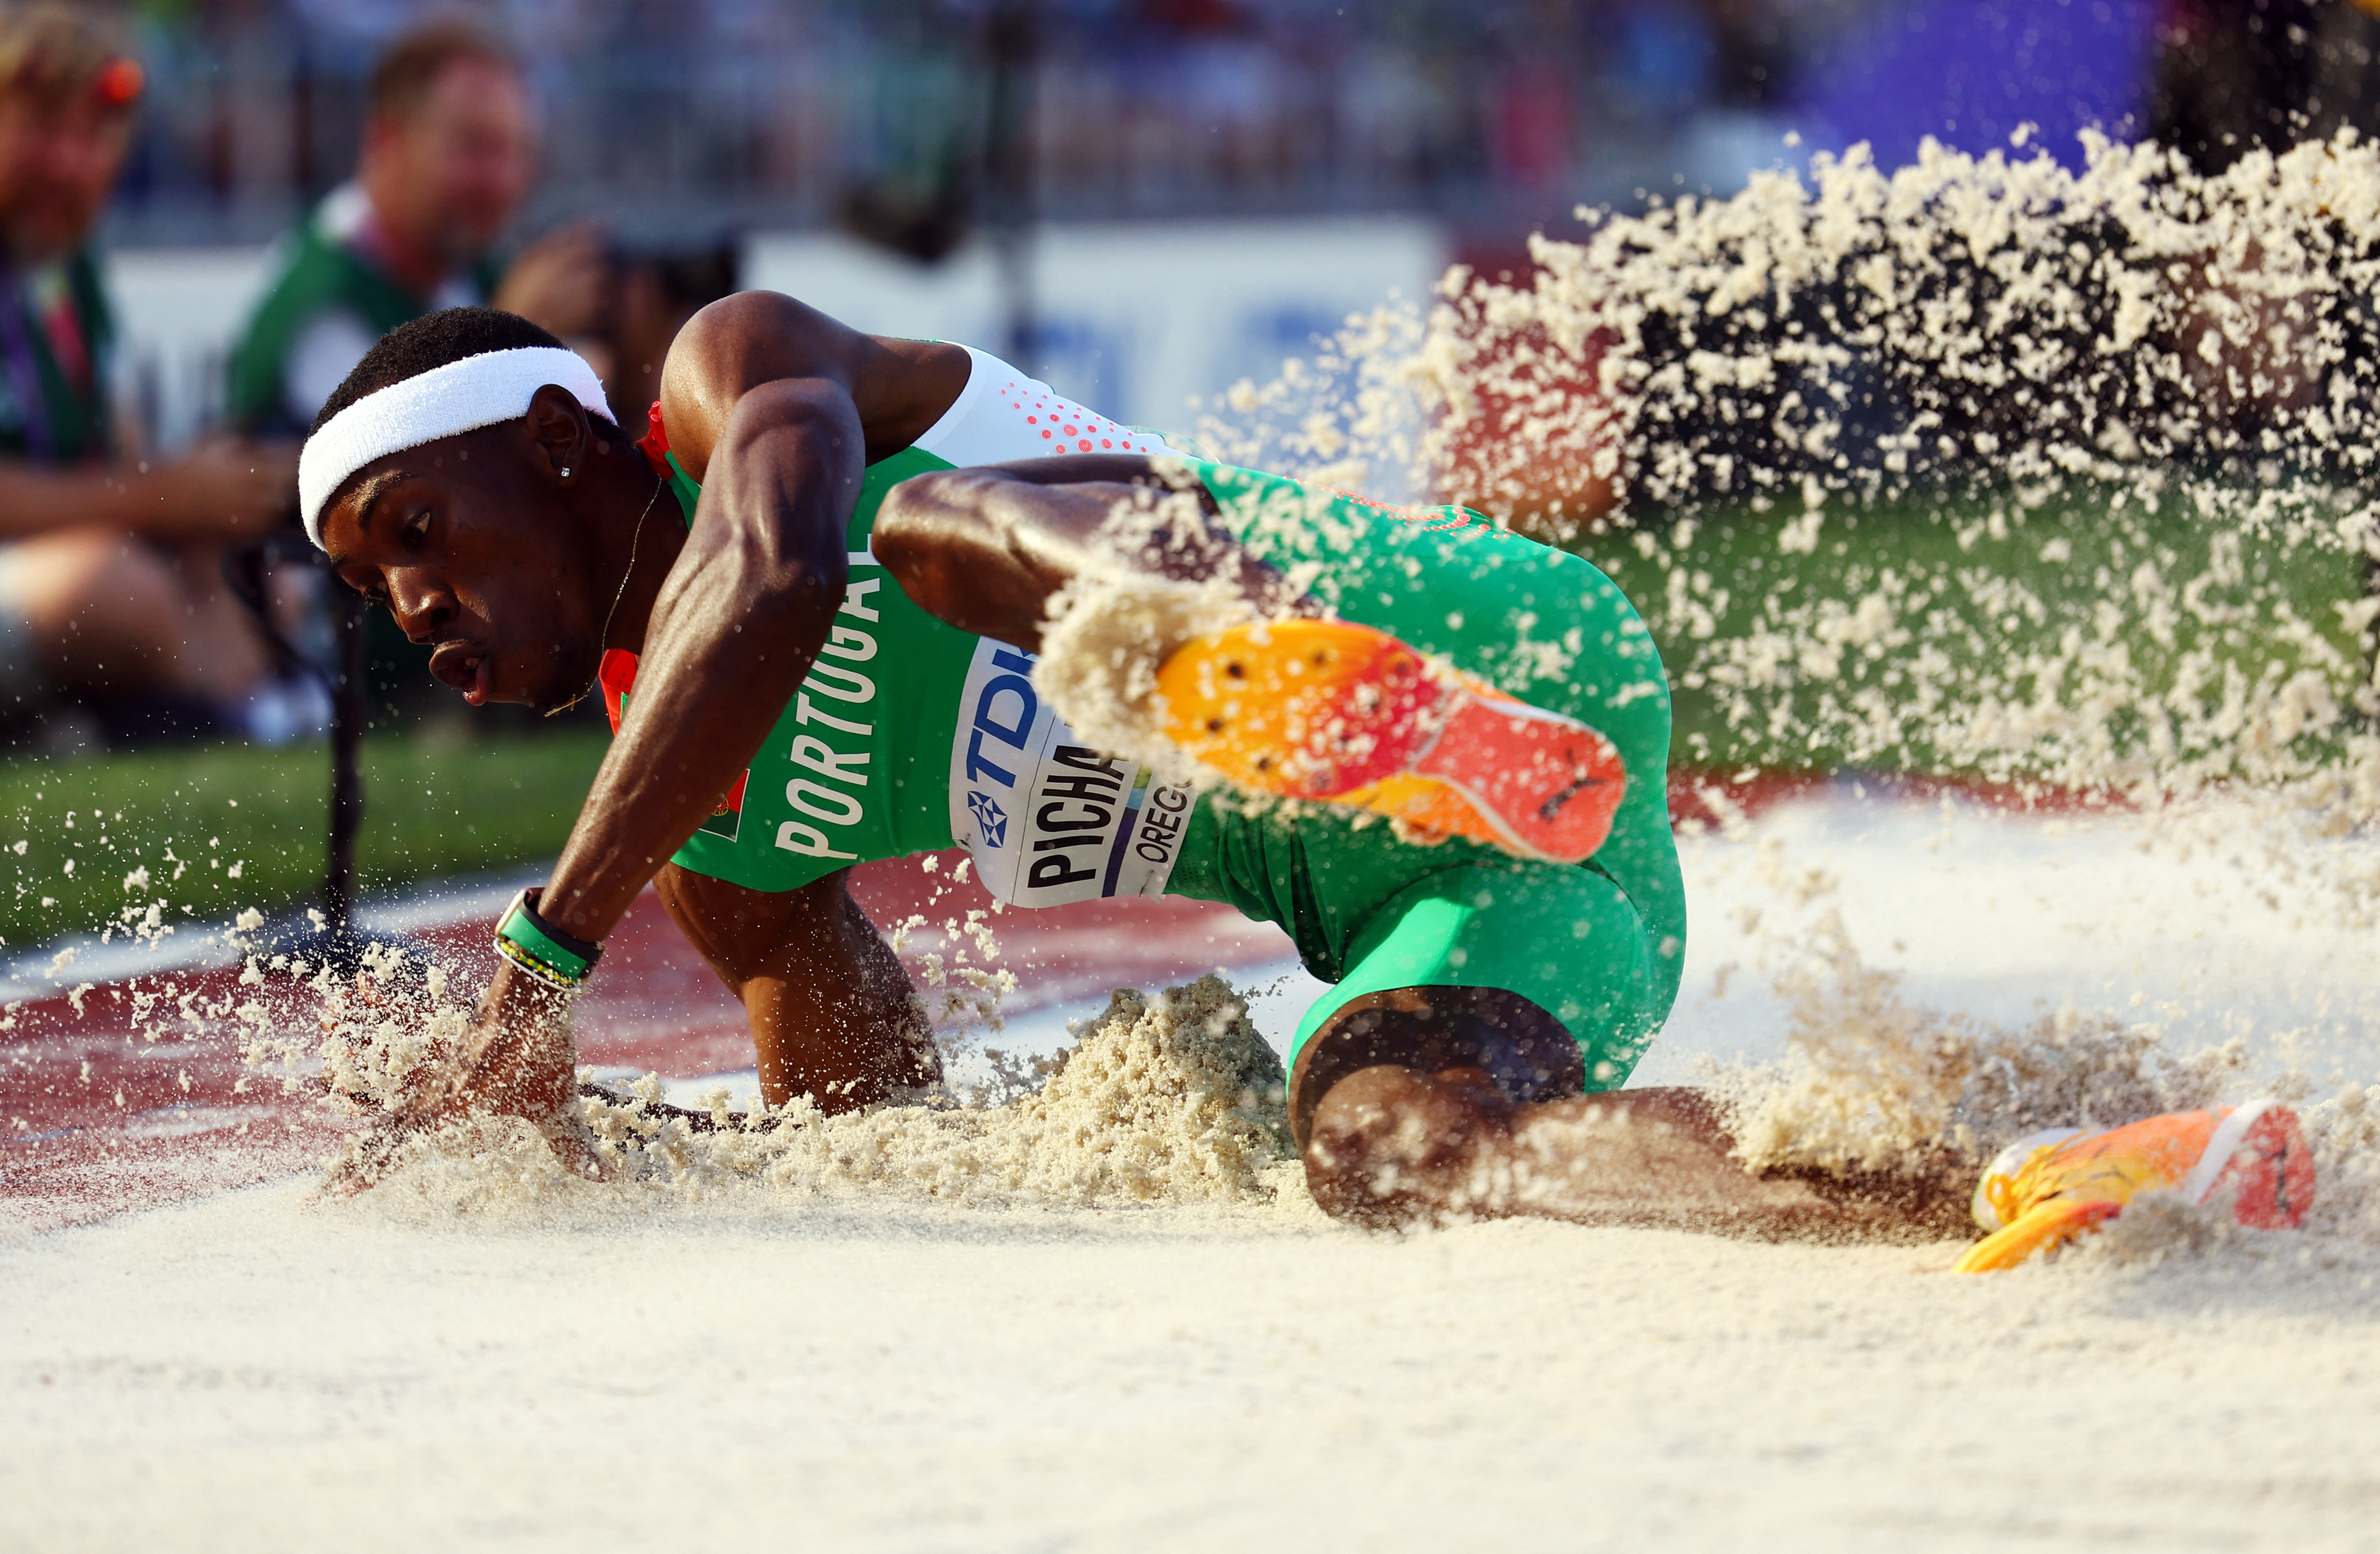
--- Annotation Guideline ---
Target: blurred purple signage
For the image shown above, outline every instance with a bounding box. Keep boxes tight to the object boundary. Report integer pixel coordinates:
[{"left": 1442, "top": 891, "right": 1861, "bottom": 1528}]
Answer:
[{"left": 1794, "top": 0, "right": 2162, "bottom": 170}]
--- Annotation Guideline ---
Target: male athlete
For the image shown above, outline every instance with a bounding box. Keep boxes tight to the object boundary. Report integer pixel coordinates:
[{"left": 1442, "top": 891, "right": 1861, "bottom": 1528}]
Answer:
[{"left": 299, "top": 299, "right": 2310, "bottom": 1255}]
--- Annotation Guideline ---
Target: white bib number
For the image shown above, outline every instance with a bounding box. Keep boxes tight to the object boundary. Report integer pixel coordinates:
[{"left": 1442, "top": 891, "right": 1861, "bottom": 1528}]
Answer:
[{"left": 947, "top": 640, "right": 1194, "bottom": 907}]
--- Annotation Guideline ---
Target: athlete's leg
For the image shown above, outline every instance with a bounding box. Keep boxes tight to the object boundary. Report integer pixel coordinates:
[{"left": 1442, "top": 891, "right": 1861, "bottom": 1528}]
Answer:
[
  {"left": 1289, "top": 865, "right": 1970, "bottom": 1239},
  {"left": 650, "top": 864, "right": 940, "bottom": 1111},
  {"left": 876, "top": 455, "right": 1299, "bottom": 652},
  {"left": 1304, "top": 1057, "right": 1971, "bottom": 1239}
]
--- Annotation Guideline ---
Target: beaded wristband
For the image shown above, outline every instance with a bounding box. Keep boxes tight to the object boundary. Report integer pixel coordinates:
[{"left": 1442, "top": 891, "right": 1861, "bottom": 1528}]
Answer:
[{"left": 494, "top": 887, "right": 602, "bottom": 990}]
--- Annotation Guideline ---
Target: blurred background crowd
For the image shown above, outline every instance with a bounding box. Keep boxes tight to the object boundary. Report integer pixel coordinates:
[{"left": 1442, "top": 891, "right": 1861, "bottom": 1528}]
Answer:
[{"left": 4, "top": 0, "right": 2380, "bottom": 755}]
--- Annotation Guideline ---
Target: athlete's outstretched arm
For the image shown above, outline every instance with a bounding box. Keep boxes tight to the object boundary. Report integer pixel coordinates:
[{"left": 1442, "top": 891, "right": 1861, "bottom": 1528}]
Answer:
[
  {"left": 535, "top": 293, "right": 967, "bottom": 946},
  {"left": 334, "top": 297, "right": 973, "bottom": 1178},
  {"left": 874, "top": 456, "right": 1306, "bottom": 653}
]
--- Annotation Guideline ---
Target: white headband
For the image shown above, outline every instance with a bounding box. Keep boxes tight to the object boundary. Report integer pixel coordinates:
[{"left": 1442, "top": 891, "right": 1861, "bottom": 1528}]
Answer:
[{"left": 297, "top": 346, "right": 614, "bottom": 548}]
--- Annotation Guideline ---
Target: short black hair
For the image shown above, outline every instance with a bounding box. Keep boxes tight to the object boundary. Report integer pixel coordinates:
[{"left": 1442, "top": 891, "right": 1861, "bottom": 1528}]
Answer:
[{"left": 313, "top": 307, "right": 575, "bottom": 435}]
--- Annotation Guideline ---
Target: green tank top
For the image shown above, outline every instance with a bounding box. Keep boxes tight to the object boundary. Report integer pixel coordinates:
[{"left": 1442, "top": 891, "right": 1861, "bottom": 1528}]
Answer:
[
  {"left": 604, "top": 433, "right": 1204, "bottom": 905},
  {"left": 605, "top": 435, "right": 1677, "bottom": 992}
]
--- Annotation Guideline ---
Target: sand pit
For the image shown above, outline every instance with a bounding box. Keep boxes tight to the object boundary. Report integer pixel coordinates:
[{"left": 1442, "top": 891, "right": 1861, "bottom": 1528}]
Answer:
[
  {"left": 6, "top": 1177, "right": 2379, "bottom": 1551},
  {"left": 7, "top": 785, "right": 2380, "bottom": 1551}
]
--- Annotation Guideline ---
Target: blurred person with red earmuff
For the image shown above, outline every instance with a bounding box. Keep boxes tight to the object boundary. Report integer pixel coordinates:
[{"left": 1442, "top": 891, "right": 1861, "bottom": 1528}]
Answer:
[{"left": 0, "top": 2, "right": 299, "bottom": 746}]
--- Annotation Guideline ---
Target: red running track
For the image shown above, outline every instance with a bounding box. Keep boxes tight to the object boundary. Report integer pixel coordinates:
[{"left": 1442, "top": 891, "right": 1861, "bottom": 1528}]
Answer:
[
  {"left": 0, "top": 850, "right": 1297, "bottom": 1237},
  {"left": 2, "top": 769, "right": 2094, "bottom": 1235}
]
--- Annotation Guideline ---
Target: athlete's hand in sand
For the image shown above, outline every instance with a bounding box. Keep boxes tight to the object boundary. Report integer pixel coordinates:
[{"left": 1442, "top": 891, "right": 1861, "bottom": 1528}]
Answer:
[{"left": 323, "top": 960, "right": 609, "bottom": 1194}]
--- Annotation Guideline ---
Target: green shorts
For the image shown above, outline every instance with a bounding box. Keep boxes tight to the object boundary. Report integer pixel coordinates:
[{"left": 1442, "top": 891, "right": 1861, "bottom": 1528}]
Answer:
[
  {"left": 1168, "top": 463, "right": 1687, "bottom": 1105},
  {"left": 1169, "top": 800, "right": 1679, "bottom": 1111}
]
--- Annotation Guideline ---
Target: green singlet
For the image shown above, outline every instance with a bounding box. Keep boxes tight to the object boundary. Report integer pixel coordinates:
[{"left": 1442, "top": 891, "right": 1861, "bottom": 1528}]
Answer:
[{"left": 604, "top": 347, "right": 1684, "bottom": 1089}]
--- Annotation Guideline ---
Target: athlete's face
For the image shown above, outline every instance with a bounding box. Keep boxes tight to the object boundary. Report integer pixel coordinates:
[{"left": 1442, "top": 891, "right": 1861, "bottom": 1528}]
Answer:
[{"left": 320, "top": 423, "right": 606, "bottom": 713}]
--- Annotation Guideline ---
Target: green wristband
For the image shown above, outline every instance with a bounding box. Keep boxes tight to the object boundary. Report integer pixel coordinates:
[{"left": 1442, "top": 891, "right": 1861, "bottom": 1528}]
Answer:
[{"left": 494, "top": 887, "right": 602, "bottom": 989}]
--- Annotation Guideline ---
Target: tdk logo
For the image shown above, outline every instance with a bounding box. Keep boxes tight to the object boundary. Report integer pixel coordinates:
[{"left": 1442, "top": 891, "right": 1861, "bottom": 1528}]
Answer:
[
  {"left": 966, "top": 790, "right": 1008, "bottom": 847},
  {"left": 964, "top": 647, "right": 1039, "bottom": 787}
]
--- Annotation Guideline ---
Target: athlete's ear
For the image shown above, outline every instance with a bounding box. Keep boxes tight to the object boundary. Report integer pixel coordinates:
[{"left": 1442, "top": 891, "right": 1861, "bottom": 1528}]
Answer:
[{"left": 522, "top": 384, "right": 596, "bottom": 488}]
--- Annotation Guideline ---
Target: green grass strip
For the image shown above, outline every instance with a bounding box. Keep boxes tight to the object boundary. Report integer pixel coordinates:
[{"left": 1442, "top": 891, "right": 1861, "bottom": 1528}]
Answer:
[
  {"left": 1573, "top": 487, "right": 2370, "bottom": 776},
  {"left": 0, "top": 729, "right": 609, "bottom": 951}
]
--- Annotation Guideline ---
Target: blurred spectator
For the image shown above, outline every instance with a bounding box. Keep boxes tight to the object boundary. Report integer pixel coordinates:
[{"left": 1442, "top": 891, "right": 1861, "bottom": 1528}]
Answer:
[
  {"left": 225, "top": 19, "right": 605, "bottom": 438},
  {"left": 0, "top": 2, "right": 297, "bottom": 746},
  {"left": 596, "top": 242, "right": 742, "bottom": 426}
]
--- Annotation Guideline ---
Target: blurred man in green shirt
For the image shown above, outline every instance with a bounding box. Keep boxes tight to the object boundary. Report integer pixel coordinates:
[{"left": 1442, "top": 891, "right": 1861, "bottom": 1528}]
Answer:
[{"left": 226, "top": 19, "right": 604, "bottom": 439}]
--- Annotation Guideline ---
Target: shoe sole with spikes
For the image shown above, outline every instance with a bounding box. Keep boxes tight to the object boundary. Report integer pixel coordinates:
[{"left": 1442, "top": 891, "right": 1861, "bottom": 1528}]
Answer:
[{"left": 1155, "top": 618, "right": 1628, "bottom": 864}]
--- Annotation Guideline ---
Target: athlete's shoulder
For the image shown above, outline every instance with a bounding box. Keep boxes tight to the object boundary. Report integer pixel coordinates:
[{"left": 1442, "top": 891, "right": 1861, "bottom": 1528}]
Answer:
[
  {"left": 672, "top": 290, "right": 853, "bottom": 376},
  {"left": 661, "top": 293, "right": 970, "bottom": 476}
]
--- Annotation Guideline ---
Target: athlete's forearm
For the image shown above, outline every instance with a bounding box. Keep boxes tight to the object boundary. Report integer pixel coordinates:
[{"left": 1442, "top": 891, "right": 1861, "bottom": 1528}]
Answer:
[
  {"left": 875, "top": 461, "right": 1296, "bottom": 651},
  {"left": 538, "top": 381, "right": 860, "bottom": 943}
]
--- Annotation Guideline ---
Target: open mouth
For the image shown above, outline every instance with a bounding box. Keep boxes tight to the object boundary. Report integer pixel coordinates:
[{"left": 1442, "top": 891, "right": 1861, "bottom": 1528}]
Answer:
[{"left": 429, "top": 642, "right": 496, "bottom": 706}]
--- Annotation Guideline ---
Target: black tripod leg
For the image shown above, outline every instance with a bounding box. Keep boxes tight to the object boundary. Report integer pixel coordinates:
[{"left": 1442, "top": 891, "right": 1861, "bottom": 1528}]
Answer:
[
  {"left": 326, "top": 586, "right": 367, "bottom": 937},
  {"left": 219, "top": 538, "right": 412, "bottom": 975}
]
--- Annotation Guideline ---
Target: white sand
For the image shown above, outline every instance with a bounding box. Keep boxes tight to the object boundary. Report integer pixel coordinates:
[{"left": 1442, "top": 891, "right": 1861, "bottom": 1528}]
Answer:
[
  {"left": 6, "top": 1181, "right": 2378, "bottom": 1552},
  {"left": 8, "top": 788, "right": 2380, "bottom": 1552}
]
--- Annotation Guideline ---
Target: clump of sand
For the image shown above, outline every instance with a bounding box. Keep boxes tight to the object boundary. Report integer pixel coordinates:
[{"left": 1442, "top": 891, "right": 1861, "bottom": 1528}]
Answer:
[
  {"left": 1001, "top": 977, "right": 1290, "bottom": 1202},
  {"left": 309, "top": 973, "right": 1307, "bottom": 1223}
]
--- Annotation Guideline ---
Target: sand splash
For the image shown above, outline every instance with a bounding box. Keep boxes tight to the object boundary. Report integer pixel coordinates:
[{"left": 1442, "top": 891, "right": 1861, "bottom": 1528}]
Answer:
[
  {"left": 1710, "top": 910, "right": 2246, "bottom": 1176},
  {"left": 1695, "top": 908, "right": 2380, "bottom": 1256},
  {"left": 1198, "top": 130, "right": 2380, "bottom": 880},
  {"left": 259, "top": 960, "right": 1306, "bottom": 1223},
  {"left": 1163, "top": 127, "right": 2380, "bottom": 1260}
]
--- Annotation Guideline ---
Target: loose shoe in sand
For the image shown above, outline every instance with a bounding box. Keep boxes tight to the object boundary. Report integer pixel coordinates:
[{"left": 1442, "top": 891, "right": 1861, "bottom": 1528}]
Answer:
[{"left": 1955, "top": 1100, "right": 2314, "bottom": 1272}]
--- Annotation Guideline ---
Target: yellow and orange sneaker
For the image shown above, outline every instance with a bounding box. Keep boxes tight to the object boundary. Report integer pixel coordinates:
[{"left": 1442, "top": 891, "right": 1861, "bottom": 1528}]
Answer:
[
  {"left": 1954, "top": 1099, "right": 2316, "bottom": 1273},
  {"left": 1155, "top": 618, "right": 1628, "bottom": 864}
]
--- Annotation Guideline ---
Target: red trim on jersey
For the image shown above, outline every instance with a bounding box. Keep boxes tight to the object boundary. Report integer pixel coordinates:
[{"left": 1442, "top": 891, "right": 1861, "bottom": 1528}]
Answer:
[
  {"left": 599, "top": 648, "right": 638, "bottom": 734},
  {"left": 637, "top": 401, "right": 672, "bottom": 477}
]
